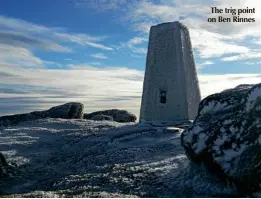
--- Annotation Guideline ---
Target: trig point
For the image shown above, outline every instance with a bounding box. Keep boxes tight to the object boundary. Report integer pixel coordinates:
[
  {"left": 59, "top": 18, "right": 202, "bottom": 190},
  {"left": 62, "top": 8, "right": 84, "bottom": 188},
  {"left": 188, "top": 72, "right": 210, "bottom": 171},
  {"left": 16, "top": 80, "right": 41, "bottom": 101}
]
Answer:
[{"left": 139, "top": 21, "right": 201, "bottom": 123}]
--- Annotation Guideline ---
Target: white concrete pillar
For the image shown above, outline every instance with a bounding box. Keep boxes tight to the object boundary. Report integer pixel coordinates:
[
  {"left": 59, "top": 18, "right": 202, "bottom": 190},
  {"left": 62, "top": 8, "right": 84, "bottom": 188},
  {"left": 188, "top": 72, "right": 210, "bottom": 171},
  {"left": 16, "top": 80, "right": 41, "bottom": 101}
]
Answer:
[{"left": 139, "top": 21, "right": 201, "bottom": 123}]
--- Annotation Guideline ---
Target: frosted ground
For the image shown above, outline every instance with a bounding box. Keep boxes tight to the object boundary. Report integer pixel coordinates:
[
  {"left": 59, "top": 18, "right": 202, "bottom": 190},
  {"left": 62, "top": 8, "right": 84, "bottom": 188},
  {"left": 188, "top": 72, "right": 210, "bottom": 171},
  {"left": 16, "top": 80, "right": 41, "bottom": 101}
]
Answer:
[{"left": 0, "top": 118, "right": 240, "bottom": 197}]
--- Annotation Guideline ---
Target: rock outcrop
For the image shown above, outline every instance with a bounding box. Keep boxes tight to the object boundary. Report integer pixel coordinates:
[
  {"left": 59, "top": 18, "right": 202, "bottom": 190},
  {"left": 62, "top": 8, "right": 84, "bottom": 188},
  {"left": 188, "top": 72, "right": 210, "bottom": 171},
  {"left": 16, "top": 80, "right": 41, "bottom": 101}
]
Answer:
[
  {"left": 0, "top": 152, "right": 8, "bottom": 177},
  {"left": 181, "top": 83, "right": 261, "bottom": 196},
  {"left": 46, "top": 102, "right": 84, "bottom": 119},
  {"left": 84, "top": 109, "right": 137, "bottom": 123},
  {"left": 90, "top": 114, "right": 113, "bottom": 121},
  {"left": 0, "top": 102, "right": 84, "bottom": 127}
]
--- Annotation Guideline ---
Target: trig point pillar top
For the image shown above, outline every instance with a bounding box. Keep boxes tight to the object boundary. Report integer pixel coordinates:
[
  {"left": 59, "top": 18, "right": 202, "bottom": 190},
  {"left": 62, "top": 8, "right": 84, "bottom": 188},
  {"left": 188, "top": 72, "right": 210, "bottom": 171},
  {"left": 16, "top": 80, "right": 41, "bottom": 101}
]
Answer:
[{"left": 139, "top": 21, "right": 201, "bottom": 123}]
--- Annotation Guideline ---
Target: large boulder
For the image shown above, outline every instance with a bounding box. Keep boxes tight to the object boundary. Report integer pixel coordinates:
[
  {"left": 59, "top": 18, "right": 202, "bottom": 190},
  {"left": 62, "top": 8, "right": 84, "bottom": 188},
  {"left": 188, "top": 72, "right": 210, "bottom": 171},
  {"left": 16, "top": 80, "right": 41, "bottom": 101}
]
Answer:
[
  {"left": 84, "top": 109, "right": 136, "bottom": 123},
  {"left": 0, "top": 112, "right": 40, "bottom": 127},
  {"left": 0, "top": 102, "right": 84, "bottom": 127},
  {"left": 45, "top": 102, "right": 84, "bottom": 119},
  {"left": 181, "top": 83, "right": 261, "bottom": 196}
]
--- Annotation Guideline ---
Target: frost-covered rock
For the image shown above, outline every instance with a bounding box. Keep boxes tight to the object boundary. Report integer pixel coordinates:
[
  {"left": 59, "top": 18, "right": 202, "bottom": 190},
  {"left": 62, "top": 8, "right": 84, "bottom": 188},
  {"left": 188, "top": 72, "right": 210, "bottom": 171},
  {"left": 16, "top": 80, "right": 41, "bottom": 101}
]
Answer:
[
  {"left": 45, "top": 102, "right": 84, "bottom": 119},
  {"left": 84, "top": 109, "right": 137, "bottom": 123},
  {"left": 0, "top": 152, "right": 7, "bottom": 168},
  {"left": 0, "top": 118, "right": 238, "bottom": 197},
  {"left": 90, "top": 114, "right": 113, "bottom": 121},
  {"left": 0, "top": 102, "right": 84, "bottom": 127},
  {"left": 0, "top": 152, "right": 9, "bottom": 177},
  {"left": 181, "top": 83, "right": 261, "bottom": 195}
]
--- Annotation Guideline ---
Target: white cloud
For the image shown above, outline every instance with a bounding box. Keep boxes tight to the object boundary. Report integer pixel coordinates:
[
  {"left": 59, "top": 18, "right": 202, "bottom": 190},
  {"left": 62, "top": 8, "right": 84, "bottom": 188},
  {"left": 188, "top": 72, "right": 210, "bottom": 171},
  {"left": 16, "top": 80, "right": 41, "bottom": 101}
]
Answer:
[
  {"left": 0, "top": 15, "right": 51, "bottom": 34},
  {"left": 257, "top": 40, "right": 261, "bottom": 45},
  {"left": 0, "top": 30, "right": 72, "bottom": 53},
  {"left": 251, "top": 39, "right": 261, "bottom": 46},
  {"left": 0, "top": 15, "right": 112, "bottom": 51},
  {"left": 85, "top": 41, "right": 113, "bottom": 51},
  {"left": 209, "top": 0, "right": 261, "bottom": 37},
  {"left": 133, "top": 22, "right": 154, "bottom": 34},
  {"left": 90, "top": 53, "right": 108, "bottom": 59},
  {"left": 132, "top": 47, "right": 147, "bottom": 54},
  {"left": 0, "top": 63, "right": 144, "bottom": 116},
  {"left": 201, "top": 61, "right": 214, "bottom": 65},
  {"left": 197, "top": 61, "right": 214, "bottom": 69},
  {"left": 1, "top": 0, "right": 261, "bottom": 117},
  {"left": 221, "top": 52, "right": 261, "bottom": 62},
  {"left": 72, "top": 0, "right": 261, "bottom": 62},
  {"left": 75, "top": 0, "right": 261, "bottom": 60},
  {"left": 189, "top": 28, "right": 249, "bottom": 58},
  {"left": 127, "top": 37, "right": 147, "bottom": 47},
  {"left": 122, "top": 0, "right": 261, "bottom": 61},
  {"left": 0, "top": 44, "right": 44, "bottom": 67},
  {"left": 245, "top": 61, "right": 261, "bottom": 65},
  {"left": 132, "top": 1, "right": 179, "bottom": 22},
  {"left": 199, "top": 74, "right": 261, "bottom": 99},
  {"left": 53, "top": 32, "right": 105, "bottom": 43},
  {"left": 1, "top": 62, "right": 261, "bottom": 118},
  {"left": 0, "top": 44, "right": 65, "bottom": 69},
  {"left": 118, "top": 37, "right": 147, "bottom": 55},
  {"left": 128, "top": 0, "right": 209, "bottom": 33}
]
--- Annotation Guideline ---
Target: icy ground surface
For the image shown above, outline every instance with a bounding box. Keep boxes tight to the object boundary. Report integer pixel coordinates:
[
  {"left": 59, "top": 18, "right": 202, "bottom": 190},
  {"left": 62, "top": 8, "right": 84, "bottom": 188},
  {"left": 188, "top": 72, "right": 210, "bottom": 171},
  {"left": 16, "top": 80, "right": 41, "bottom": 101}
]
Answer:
[{"left": 0, "top": 118, "right": 239, "bottom": 197}]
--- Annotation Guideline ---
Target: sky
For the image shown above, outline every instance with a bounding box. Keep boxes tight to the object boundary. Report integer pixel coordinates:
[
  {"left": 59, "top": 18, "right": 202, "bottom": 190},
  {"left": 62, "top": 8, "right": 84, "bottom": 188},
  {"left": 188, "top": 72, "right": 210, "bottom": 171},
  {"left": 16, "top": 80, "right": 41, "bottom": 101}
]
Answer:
[{"left": 0, "top": 0, "right": 261, "bottom": 117}]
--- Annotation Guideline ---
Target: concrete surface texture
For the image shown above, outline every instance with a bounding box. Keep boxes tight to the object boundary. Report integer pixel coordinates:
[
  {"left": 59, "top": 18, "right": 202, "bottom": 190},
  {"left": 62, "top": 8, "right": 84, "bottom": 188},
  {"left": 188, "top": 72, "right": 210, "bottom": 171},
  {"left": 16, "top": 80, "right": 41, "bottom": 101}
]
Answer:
[{"left": 140, "top": 21, "right": 201, "bottom": 123}]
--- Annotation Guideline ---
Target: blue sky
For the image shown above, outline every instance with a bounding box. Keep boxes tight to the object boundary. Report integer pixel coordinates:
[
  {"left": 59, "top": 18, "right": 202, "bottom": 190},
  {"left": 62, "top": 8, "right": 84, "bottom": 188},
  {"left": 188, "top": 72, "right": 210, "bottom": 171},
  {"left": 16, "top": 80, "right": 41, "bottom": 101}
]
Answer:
[{"left": 0, "top": 0, "right": 261, "bottom": 117}]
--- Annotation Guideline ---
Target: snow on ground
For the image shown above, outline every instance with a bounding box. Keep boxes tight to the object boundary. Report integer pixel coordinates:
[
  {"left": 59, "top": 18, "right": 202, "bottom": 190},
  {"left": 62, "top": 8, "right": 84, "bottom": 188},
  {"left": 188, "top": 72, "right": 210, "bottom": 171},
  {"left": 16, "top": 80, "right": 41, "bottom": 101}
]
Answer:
[{"left": 0, "top": 118, "right": 238, "bottom": 197}]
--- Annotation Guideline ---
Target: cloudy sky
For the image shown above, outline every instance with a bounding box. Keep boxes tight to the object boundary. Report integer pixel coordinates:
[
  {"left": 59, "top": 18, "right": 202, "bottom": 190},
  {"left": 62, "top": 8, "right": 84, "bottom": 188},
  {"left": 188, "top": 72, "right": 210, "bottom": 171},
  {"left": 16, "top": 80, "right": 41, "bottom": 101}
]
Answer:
[{"left": 0, "top": 0, "right": 261, "bottom": 117}]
